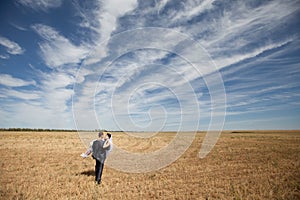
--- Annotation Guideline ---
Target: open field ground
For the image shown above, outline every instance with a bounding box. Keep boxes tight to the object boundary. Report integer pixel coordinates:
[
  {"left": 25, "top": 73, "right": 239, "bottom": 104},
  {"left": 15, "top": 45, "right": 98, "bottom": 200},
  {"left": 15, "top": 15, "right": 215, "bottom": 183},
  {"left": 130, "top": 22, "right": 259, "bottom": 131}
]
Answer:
[{"left": 0, "top": 130, "right": 299, "bottom": 199}]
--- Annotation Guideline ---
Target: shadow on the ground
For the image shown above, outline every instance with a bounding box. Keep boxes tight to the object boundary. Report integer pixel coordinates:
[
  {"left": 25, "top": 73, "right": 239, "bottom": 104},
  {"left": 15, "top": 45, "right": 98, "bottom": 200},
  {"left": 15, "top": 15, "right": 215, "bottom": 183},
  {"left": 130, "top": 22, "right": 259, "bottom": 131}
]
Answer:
[{"left": 80, "top": 170, "right": 94, "bottom": 176}]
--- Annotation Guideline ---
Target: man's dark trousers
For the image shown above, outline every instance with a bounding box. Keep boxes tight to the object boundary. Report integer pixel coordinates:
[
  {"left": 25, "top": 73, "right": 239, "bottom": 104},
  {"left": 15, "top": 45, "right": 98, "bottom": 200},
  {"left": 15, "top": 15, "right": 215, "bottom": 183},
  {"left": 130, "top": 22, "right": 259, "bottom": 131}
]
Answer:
[
  {"left": 95, "top": 159, "right": 104, "bottom": 183},
  {"left": 92, "top": 139, "right": 107, "bottom": 184}
]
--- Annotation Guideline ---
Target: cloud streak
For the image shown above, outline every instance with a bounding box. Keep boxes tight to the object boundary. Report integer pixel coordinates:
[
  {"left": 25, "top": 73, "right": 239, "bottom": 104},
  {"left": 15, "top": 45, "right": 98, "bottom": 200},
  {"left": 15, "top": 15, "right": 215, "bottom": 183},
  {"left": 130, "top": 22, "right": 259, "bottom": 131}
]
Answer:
[
  {"left": 0, "top": 88, "right": 40, "bottom": 100},
  {"left": 17, "top": 0, "right": 62, "bottom": 11},
  {"left": 0, "top": 74, "right": 35, "bottom": 87},
  {"left": 32, "top": 24, "right": 89, "bottom": 68},
  {"left": 82, "top": 0, "right": 138, "bottom": 64},
  {"left": 0, "top": 36, "right": 24, "bottom": 55}
]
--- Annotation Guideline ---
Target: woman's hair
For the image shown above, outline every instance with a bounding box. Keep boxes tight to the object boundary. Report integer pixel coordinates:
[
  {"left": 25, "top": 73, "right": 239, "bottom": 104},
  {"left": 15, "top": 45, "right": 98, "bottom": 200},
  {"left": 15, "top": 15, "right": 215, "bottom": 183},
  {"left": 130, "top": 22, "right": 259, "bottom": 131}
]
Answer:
[{"left": 107, "top": 133, "right": 111, "bottom": 139}]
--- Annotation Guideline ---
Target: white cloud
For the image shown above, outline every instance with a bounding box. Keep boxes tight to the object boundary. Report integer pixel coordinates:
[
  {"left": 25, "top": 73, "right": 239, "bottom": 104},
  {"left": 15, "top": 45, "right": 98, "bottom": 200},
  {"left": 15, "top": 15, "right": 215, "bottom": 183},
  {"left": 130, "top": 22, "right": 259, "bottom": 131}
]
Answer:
[
  {"left": 41, "top": 72, "right": 74, "bottom": 89},
  {"left": 213, "top": 38, "right": 294, "bottom": 69},
  {"left": 17, "top": 0, "right": 62, "bottom": 11},
  {"left": 84, "top": 0, "right": 138, "bottom": 64},
  {"left": 0, "top": 54, "right": 9, "bottom": 59},
  {"left": 0, "top": 88, "right": 40, "bottom": 100},
  {"left": 170, "top": 1, "right": 299, "bottom": 70},
  {"left": 0, "top": 36, "right": 24, "bottom": 55},
  {"left": 0, "top": 74, "right": 36, "bottom": 87},
  {"left": 11, "top": 23, "right": 28, "bottom": 31},
  {"left": 0, "top": 70, "right": 76, "bottom": 129},
  {"left": 39, "top": 70, "right": 75, "bottom": 111},
  {"left": 155, "top": 0, "right": 170, "bottom": 15},
  {"left": 0, "top": 101, "right": 74, "bottom": 129},
  {"left": 172, "top": 0, "right": 214, "bottom": 22},
  {"left": 32, "top": 24, "right": 89, "bottom": 68}
]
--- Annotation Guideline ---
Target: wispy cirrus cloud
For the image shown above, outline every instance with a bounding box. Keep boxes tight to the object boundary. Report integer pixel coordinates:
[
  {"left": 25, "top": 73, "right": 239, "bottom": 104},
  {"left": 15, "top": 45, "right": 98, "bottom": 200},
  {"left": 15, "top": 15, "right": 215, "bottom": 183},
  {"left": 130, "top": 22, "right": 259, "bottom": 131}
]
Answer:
[
  {"left": 2, "top": 0, "right": 298, "bottom": 131},
  {"left": 0, "top": 70, "right": 75, "bottom": 128},
  {"left": 167, "top": 1, "right": 300, "bottom": 70},
  {"left": 0, "top": 88, "right": 40, "bottom": 100},
  {"left": 171, "top": 0, "right": 215, "bottom": 22},
  {"left": 0, "top": 36, "right": 24, "bottom": 56},
  {"left": 212, "top": 38, "right": 294, "bottom": 69},
  {"left": 81, "top": 0, "right": 138, "bottom": 64},
  {"left": 0, "top": 74, "right": 35, "bottom": 87},
  {"left": 39, "top": 70, "right": 74, "bottom": 111},
  {"left": 0, "top": 54, "right": 9, "bottom": 59},
  {"left": 16, "top": 0, "right": 62, "bottom": 11},
  {"left": 32, "top": 24, "right": 89, "bottom": 68},
  {"left": 11, "top": 23, "right": 28, "bottom": 31}
]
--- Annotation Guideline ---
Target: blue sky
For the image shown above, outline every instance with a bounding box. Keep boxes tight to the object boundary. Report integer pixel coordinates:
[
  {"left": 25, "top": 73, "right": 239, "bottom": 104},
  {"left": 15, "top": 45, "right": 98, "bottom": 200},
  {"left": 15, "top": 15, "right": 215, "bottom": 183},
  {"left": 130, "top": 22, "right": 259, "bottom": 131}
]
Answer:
[{"left": 0, "top": 0, "right": 299, "bottom": 131}]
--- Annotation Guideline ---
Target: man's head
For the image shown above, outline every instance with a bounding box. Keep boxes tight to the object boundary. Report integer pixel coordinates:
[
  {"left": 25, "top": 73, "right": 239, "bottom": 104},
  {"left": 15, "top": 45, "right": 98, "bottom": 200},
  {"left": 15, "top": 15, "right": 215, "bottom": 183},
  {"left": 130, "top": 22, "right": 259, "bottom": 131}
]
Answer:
[{"left": 98, "top": 131, "right": 104, "bottom": 138}]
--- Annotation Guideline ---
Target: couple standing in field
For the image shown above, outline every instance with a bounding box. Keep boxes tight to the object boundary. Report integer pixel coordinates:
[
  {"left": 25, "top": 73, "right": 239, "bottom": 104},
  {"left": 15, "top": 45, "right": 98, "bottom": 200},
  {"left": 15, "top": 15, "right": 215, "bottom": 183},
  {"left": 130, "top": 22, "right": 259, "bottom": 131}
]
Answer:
[{"left": 81, "top": 131, "right": 113, "bottom": 185}]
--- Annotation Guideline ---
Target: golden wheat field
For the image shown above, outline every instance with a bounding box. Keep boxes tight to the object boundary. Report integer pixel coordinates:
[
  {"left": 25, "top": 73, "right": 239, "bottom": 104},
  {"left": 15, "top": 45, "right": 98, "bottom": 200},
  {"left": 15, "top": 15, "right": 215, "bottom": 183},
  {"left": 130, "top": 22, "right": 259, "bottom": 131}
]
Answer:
[{"left": 0, "top": 130, "right": 299, "bottom": 200}]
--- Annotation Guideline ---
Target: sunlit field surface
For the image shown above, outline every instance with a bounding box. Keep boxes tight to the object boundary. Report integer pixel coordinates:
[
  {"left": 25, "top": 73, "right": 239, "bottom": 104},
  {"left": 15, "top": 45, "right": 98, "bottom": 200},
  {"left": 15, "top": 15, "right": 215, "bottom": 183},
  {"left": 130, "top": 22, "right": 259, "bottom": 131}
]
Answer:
[{"left": 1, "top": 131, "right": 299, "bottom": 199}]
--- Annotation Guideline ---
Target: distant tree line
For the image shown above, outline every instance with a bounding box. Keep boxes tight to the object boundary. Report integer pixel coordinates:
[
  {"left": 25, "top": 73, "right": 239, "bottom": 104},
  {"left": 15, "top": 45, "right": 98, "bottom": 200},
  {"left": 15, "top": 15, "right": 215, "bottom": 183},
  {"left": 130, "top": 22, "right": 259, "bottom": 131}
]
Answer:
[
  {"left": 0, "top": 128, "right": 149, "bottom": 132},
  {"left": 0, "top": 128, "right": 78, "bottom": 132},
  {"left": 0, "top": 128, "right": 115, "bottom": 132}
]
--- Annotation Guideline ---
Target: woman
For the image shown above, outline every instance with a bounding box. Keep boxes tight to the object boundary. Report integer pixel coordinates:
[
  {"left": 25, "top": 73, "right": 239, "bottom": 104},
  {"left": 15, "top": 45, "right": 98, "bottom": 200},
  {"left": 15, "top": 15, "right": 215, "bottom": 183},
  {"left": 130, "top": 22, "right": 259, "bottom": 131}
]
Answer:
[
  {"left": 105, "top": 133, "right": 113, "bottom": 155},
  {"left": 81, "top": 132, "right": 113, "bottom": 158},
  {"left": 80, "top": 132, "right": 113, "bottom": 184}
]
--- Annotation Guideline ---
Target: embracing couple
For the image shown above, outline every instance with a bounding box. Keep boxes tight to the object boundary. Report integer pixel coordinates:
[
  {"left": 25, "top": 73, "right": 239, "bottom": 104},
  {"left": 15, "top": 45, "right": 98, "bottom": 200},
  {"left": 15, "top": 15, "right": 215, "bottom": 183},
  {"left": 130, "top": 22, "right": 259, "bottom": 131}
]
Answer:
[{"left": 81, "top": 131, "right": 113, "bottom": 184}]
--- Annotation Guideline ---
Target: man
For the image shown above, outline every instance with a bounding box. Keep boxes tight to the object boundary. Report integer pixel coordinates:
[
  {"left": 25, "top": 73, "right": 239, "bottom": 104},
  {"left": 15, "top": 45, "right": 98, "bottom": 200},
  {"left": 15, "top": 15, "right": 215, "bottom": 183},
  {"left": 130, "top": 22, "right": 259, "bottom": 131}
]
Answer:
[{"left": 81, "top": 131, "right": 111, "bottom": 184}]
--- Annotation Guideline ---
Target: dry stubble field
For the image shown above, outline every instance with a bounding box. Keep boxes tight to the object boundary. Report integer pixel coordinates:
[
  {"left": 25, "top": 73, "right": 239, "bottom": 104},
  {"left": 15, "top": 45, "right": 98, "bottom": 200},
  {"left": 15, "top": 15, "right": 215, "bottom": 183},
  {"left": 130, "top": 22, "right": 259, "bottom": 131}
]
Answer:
[{"left": 0, "top": 130, "right": 299, "bottom": 199}]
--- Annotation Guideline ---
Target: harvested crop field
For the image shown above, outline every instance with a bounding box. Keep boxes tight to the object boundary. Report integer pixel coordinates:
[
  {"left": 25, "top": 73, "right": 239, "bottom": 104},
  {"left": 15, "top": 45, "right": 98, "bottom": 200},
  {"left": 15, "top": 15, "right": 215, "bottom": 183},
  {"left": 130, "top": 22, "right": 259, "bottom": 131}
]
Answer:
[{"left": 0, "top": 130, "right": 299, "bottom": 199}]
